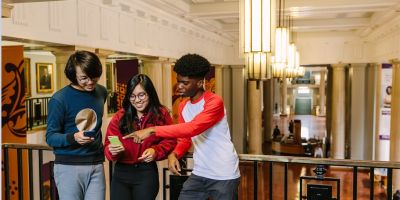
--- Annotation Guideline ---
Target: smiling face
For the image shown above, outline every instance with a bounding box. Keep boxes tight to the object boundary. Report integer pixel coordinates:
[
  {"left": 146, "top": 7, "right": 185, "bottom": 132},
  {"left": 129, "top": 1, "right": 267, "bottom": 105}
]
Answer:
[
  {"left": 74, "top": 66, "right": 99, "bottom": 91},
  {"left": 130, "top": 84, "right": 149, "bottom": 115}
]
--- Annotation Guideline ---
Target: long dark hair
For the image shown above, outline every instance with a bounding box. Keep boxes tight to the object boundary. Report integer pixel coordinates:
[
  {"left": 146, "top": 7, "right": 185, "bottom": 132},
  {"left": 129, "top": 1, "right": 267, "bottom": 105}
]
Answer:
[{"left": 119, "top": 74, "right": 164, "bottom": 134}]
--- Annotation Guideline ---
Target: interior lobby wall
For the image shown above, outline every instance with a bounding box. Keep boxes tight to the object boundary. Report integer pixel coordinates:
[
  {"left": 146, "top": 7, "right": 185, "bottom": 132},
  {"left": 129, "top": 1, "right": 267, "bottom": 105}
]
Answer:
[
  {"left": 3, "top": 0, "right": 236, "bottom": 65},
  {"left": 296, "top": 31, "right": 369, "bottom": 65}
]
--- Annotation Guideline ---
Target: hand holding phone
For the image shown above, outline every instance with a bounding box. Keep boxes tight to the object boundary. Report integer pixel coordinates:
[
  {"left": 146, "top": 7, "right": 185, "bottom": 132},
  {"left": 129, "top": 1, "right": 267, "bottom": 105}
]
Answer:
[
  {"left": 84, "top": 130, "right": 96, "bottom": 138},
  {"left": 108, "top": 136, "right": 122, "bottom": 146}
]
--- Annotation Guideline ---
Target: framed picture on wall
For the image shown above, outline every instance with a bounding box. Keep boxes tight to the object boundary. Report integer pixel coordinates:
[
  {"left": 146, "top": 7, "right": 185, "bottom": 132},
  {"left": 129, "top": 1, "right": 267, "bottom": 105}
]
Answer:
[
  {"left": 36, "top": 63, "right": 54, "bottom": 93},
  {"left": 23, "top": 58, "right": 31, "bottom": 97}
]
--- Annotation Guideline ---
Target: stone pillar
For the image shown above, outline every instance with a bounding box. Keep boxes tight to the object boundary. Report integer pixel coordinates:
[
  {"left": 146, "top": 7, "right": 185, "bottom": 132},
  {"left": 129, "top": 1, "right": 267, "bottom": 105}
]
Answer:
[
  {"left": 263, "top": 79, "right": 274, "bottom": 142},
  {"left": 231, "top": 65, "right": 246, "bottom": 153},
  {"left": 248, "top": 80, "right": 263, "bottom": 154},
  {"left": 330, "top": 64, "right": 346, "bottom": 159},
  {"left": 214, "top": 65, "right": 223, "bottom": 97},
  {"left": 48, "top": 47, "right": 76, "bottom": 90},
  {"left": 364, "top": 63, "right": 377, "bottom": 161},
  {"left": 350, "top": 64, "right": 366, "bottom": 160},
  {"left": 95, "top": 49, "right": 114, "bottom": 89},
  {"left": 390, "top": 60, "right": 400, "bottom": 191},
  {"left": 2, "top": 3, "right": 13, "bottom": 18},
  {"left": 319, "top": 70, "right": 326, "bottom": 116},
  {"left": 273, "top": 79, "right": 280, "bottom": 114},
  {"left": 222, "top": 66, "right": 232, "bottom": 127},
  {"left": 281, "top": 77, "right": 288, "bottom": 115},
  {"left": 161, "top": 60, "right": 174, "bottom": 111},
  {"left": 141, "top": 59, "right": 164, "bottom": 99}
]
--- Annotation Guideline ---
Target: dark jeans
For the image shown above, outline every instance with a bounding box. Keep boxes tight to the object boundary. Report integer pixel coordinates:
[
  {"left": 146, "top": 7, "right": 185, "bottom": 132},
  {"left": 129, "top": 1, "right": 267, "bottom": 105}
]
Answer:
[
  {"left": 179, "top": 174, "right": 240, "bottom": 200},
  {"left": 110, "top": 162, "right": 159, "bottom": 200}
]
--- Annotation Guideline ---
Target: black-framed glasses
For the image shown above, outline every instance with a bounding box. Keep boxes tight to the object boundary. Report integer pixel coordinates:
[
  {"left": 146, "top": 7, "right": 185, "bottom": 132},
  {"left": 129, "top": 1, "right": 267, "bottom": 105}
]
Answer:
[
  {"left": 77, "top": 76, "right": 100, "bottom": 84},
  {"left": 130, "top": 92, "right": 147, "bottom": 101}
]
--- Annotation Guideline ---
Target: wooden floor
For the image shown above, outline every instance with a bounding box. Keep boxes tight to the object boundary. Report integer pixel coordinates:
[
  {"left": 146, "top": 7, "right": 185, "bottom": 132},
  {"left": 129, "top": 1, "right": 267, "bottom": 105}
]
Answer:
[
  {"left": 238, "top": 114, "right": 388, "bottom": 200},
  {"left": 238, "top": 162, "right": 388, "bottom": 200}
]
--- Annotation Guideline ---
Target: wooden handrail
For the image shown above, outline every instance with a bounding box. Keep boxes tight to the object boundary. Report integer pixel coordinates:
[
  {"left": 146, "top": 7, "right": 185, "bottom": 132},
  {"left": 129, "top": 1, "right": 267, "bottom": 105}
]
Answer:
[
  {"left": 239, "top": 154, "right": 400, "bottom": 168},
  {"left": 2, "top": 143, "right": 52, "bottom": 151},
  {"left": 3, "top": 143, "right": 400, "bottom": 169}
]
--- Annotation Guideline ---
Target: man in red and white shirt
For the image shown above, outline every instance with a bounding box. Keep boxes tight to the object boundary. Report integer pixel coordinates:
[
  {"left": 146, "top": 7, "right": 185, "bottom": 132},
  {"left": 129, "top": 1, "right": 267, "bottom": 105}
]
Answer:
[{"left": 124, "top": 54, "right": 240, "bottom": 200}]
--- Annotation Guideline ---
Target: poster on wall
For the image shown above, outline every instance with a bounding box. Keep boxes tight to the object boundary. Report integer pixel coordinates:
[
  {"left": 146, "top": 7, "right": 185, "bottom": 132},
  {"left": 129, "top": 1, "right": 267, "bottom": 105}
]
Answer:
[
  {"left": 377, "top": 63, "right": 392, "bottom": 161},
  {"left": 171, "top": 66, "right": 215, "bottom": 123},
  {"left": 115, "top": 59, "right": 139, "bottom": 110},
  {"left": 2, "top": 45, "right": 28, "bottom": 199}
]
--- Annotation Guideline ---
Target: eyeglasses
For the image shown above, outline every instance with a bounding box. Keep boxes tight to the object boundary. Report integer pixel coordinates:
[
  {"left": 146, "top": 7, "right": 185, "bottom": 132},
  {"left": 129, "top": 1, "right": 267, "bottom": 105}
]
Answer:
[
  {"left": 77, "top": 76, "right": 100, "bottom": 84},
  {"left": 130, "top": 92, "right": 147, "bottom": 101}
]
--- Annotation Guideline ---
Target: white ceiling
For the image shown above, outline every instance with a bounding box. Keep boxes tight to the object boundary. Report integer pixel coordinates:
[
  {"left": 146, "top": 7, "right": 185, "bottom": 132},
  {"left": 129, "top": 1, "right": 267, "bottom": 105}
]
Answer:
[
  {"left": 139, "top": 0, "right": 400, "bottom": 42},
  {"left": 4, "top": 0, "right": 400, "bottom": 43}
]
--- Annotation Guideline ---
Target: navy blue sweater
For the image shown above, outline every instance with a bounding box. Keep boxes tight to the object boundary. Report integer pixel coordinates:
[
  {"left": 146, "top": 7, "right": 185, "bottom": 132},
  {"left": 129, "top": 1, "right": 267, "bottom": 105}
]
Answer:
[{"left": 46, "top": 84, "right": 107, "bottom": 164}]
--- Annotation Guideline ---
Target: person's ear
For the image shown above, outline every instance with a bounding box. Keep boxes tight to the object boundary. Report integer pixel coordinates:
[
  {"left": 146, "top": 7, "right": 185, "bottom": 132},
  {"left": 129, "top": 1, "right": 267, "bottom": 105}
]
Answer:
[{"left": 196, "top": 79, "right": 204, "bottom": 89}]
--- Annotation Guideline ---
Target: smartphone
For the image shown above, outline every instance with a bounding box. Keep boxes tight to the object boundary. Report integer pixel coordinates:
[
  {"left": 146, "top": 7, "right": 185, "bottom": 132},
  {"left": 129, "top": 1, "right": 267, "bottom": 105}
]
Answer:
[
  {"left": 84, "top": 130, "right": 97, "bottom": 137},
  {"left": 108, "top": 136, "right": 122, "bottom": 146}
]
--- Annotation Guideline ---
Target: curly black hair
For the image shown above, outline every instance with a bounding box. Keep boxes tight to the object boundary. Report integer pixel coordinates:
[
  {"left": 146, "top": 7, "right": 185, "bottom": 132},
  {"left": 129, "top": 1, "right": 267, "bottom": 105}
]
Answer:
[{"left": 173, "top": 54, "right": 211, "bottom": 78}]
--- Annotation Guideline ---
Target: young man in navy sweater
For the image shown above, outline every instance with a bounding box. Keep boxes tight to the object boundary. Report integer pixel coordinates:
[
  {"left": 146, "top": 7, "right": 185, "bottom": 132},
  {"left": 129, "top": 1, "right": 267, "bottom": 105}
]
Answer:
[{"left": 46, "top": 50, "right": 108, "bottom": 200}]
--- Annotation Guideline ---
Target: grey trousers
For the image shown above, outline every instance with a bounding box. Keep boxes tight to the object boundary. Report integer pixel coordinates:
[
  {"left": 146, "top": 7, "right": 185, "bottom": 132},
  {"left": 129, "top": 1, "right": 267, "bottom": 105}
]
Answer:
[
  {"left": 54, "top": 164, "right": 105, "bottom": 200},
  {"left": 179, "top": 174, "right": 240, "bottom": 200}
]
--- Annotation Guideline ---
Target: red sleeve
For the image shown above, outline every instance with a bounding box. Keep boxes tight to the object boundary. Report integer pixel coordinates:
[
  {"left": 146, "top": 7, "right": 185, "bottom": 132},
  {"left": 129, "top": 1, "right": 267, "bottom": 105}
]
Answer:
[
  {"left": 173, "top": 138, "right": 192, "bottom": 159},
  {"left": 151, "top": 108, "right": 178, "bottom": 160},
  {"left": 154, "top": 92, "right": 225, "bottom": 138},
  {"left": 173, "top": 108, "right": 192, "bottom": 158},
  {"left": 104, "top": 109, "right": 124, "bottom": 161}
]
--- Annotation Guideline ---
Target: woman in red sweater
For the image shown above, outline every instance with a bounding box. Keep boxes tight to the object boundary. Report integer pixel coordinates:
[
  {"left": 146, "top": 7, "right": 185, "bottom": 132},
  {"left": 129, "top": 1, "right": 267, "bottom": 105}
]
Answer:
[{"left": 105, "top": 74, "right": 176, "bottom": 200}]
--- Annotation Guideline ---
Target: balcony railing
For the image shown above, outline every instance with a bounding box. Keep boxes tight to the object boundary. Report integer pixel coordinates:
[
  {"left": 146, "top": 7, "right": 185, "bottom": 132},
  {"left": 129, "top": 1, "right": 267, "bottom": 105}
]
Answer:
[
  {"left": 26, "top": 97, "right": 51, "bottom": 130},
  {"left": 3, "top": 143, "right": 400, "bottom": 200},
  {"left": 163, "top": 154, "right": 400, "bottom": 200},
  {"left": 25, "top": 92, "right": 118, "bottom": 130}
]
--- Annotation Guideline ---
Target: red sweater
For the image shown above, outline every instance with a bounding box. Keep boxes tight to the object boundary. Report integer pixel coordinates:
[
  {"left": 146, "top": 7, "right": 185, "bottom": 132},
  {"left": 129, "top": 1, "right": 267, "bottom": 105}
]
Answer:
[{"left": 104, "top": 108, "right": 177, "bottom": 164}]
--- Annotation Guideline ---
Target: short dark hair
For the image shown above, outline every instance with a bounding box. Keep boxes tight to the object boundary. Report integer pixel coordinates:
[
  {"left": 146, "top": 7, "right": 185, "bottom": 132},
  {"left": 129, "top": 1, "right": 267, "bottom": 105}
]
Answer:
[
  {"left": 173, "top": 54, "right": 211, "bottom": 79},
  {"left": 64, "top": 50, "right": 102, "bottom": 85},
  {"left": 119, "top": 74, "right": 165, "bottom": 134}
]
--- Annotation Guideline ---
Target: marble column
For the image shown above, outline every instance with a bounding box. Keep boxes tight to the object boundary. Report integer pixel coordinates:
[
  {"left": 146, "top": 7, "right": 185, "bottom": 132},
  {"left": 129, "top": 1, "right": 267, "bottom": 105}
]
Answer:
[
  {"left": 319, "top": 70, "right": 326, "bottom": 116},
  {"left": 141, "top": 59, "right": 164, "bottom": 100},
  {"left": 47, "top": 46, "right": 81, "bottom": 90},
  {"left": 330, "top": 64, "right": 346, "bottom": 159},
  {"left": 390, "top": 60, "right": 400, "bottom": 191},
  {"left": 364, "top": 63, "right": 377, "bottom": 161},
  {"left": 273, "top": 79, "right": 280, "bottom": 114},
  {"left": 374, "top": 64, "right": 383, "bottom": 160},
  {"left": 214, "top": 65, "right": 223, "bottom": 97},
  {"left": 263, "top": 79, "right": 274, "bottom": 142},
  {"left": 222, "top": 66, "right": 232, "bottom": 126},
  {"left": 161, "top": 60, "right": 174, "bottom": 111},
  {"left": 231, "top": 65, "right": 246, "bottom": 153},
  {"left": 248, "top": 80, "right": 263, "bottom": 154},
  {"left": 281, "top": 77, "right": 288, "bottom": 115},
  {"left": 95, "top": 49, "right": 114, "bottom": 90},
  {"left": 350, "top": 64, "right": 366, "bottom": 160}
]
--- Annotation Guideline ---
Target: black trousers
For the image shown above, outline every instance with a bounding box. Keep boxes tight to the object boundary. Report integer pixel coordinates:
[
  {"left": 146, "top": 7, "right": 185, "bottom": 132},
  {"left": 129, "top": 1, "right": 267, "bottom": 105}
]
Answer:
[{"left": 110, "top": 162, "right": 159, "bottom": 200}]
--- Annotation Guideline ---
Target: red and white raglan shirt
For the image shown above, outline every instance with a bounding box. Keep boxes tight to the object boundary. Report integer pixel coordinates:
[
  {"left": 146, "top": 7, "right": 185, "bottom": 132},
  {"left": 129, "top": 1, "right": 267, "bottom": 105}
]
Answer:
[{"left": 154, "top": 91, "right": 240, "bottom": 180}]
